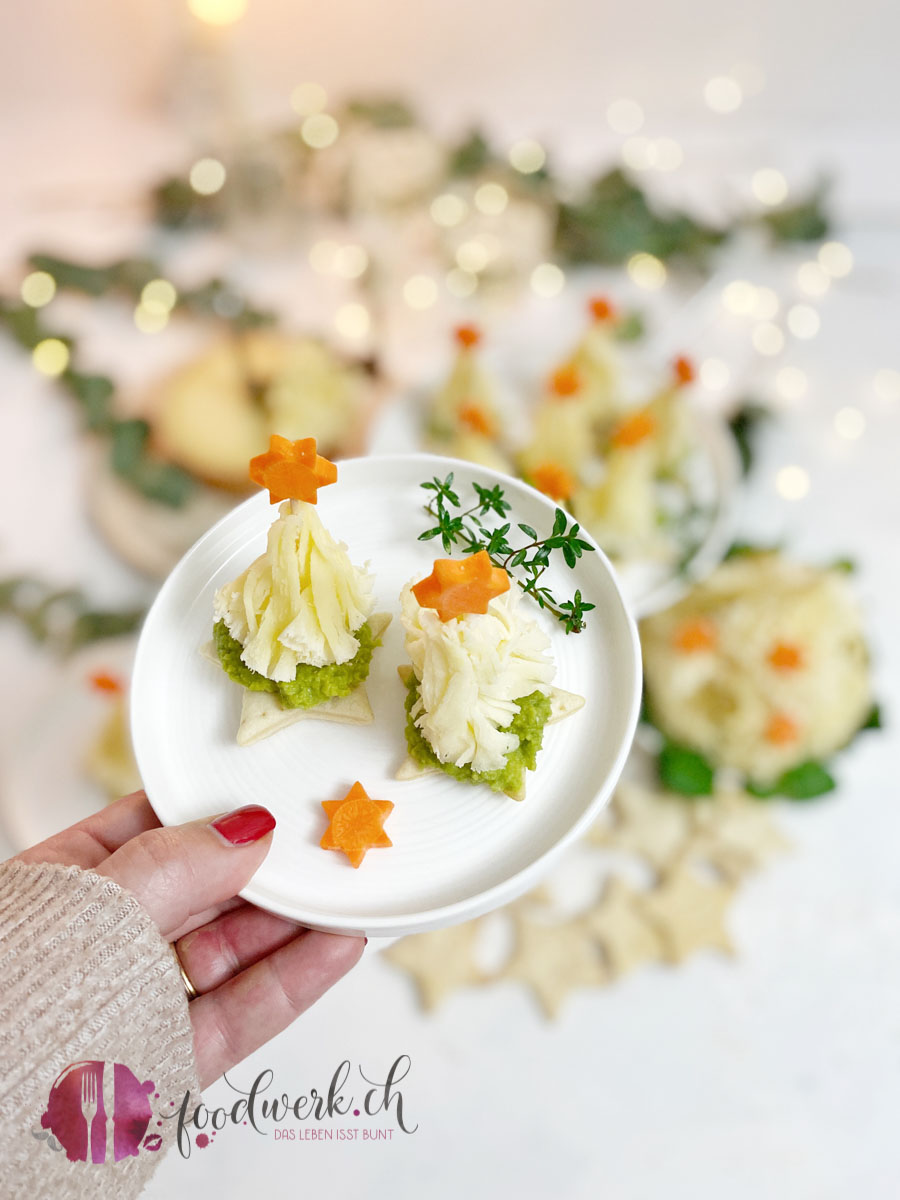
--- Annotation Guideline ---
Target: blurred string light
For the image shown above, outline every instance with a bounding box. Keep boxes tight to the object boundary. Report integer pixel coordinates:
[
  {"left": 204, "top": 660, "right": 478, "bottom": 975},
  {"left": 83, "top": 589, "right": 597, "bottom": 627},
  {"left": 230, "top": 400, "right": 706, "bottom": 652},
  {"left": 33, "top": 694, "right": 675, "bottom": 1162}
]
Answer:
[
  {"left": 309, "top": 239, "right": 339, "bottom": 274},
  {"left": 431, "top": 193, "right": 467, "bottom": 227},
  {"left": 606, "top": 98, "right": 644, "bottom": 135},
  {"left": 530, "top": 263, "right": 565, "bottom": 297},
  {"left": 797, "top": 262, "right": 830, "bottom": 297},
  {"left": 704, "top": 76, "right": 743, "bottom": 113},
  {"left": 787, "top": 304, "right": 820, "bottom": 339},
  {"left": 32, "top": 338, "right": 69, "bottom": 376},
  {"left": 622, "top": 137, "right": 683, "bottom": 172},
  {"left": 627, "top": 252, "right": 667, "bottom": 290},
  {"left": 455, "top": 240, "right": 491, "bottom": 273},
  {"left": 334, "top": 303, "right": 370, "bottom": 340},
  {"left": 700, "top": 358, "right": 730, "bottom": 390},
  {"left": 818, "top": 241, "right": 853, "bottom": 278},
  {"left": 189, "top": 157, "right": 226, "bottom": 195},
  {"left": 290, "top": 82, "right": 327, "bottom": 116},
  {"left": 403, "top": 274, "right": 438, "bottom": 309},
  {"left": 722, "top": 280, "right": 757, "bottom": 315},
  {"left": 776, "top": 465, "right": 810, "bottom": 500},
  {"left": 474, "top": 182, "right": 508, "bottom": 215},
  {"left": 187, "top": 0, "right": 247, "bottom": 25},
  {"left": 752, "top": 323, "right": 785, "bottom": 356},
  {"left": 134, "top": 305, "right": 169, "bottom": 334},
  {"left": 20, "top": 271, "right": 56, "bottom": 308},
  {"left": 834, "top": 406, "right": 866, "bottom": 439},
  {"left": 751, "top": 168, "right": 788, "bottom": 206},
  {"left": 334, "top": 244, "right": 368, "bottom": 279},
  {"left": 140, "top": 279, "right": 178, "bottom": 315},
  {"left": 301, "top": 113, "right": 339, "bottom": 149},
  {"left": 508, "top": 139, "right": 546, "bottom": 174},
  {"left": 446, "top": 268, "right": 478, "bottom": 298},
  {"left": 873, "top": 368, "right": 900, "bottom": 404},
  {"left": 775, "top": 366, "right": 808, "bottom": 401}
]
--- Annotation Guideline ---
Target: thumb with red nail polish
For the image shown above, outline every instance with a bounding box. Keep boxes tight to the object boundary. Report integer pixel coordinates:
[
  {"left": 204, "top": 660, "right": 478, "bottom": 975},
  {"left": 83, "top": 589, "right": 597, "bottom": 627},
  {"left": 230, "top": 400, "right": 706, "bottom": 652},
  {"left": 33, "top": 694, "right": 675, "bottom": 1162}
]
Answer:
[{"left": 95, "top": 804, "right": 277, "bottom": 940}]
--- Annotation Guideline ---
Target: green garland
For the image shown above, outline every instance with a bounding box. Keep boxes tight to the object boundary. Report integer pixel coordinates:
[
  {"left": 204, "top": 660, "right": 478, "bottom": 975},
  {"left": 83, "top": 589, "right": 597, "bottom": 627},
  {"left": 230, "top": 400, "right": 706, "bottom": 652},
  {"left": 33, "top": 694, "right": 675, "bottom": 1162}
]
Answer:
[
  {"left": 0, "top": 576, "right": 145, "bottom": 654},
  {"left": 0, "top": 254, "right": 274, "bottom": 508}
]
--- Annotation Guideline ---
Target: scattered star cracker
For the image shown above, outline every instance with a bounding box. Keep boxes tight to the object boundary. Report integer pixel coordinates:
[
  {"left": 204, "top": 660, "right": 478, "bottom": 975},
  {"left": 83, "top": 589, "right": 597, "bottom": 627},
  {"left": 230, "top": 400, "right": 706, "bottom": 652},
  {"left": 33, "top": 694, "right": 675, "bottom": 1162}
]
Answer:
[
  {"left": 684, "top": 789, "right": 791, "bottom": 881},
  {"left": 583, "top": 876, "right": 664, "bottom": 976},
  {"left": 587, "top": 781, "right": 694, "bottom": 869},
  {"left": 502, "top": 914, "right": 608, "bottom": 1018},
  {"left": 383, "top": 920, "right": 486, "bottom": 1010},
  {"left": 635, "top": 866, "right": 735, "bottom": 963}
]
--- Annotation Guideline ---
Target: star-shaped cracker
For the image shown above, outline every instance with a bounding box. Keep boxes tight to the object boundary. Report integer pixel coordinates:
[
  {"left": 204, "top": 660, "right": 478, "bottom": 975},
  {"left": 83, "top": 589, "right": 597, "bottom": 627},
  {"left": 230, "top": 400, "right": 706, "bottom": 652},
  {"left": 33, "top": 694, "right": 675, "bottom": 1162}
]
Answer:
[
  {"left": 685, "top": 790, "right": 790, "bottom": 882},
  {"left": 249, "top": 434, "right": 338, "bottom": 504},
  {"left": 412, "top": 550, "right": 510, "bottom": 622},
  {"left": 503, "top": 914, "right": 608, "bottom": 1017},
  {"left": 634, "top": 866, "right": 735, "bottom": 963},
  {"left": 587, "top": 782, "right": 694, "bottom": 870},
  {"left": 383, "top": 920, "right": 486, "bottom": 1010},
  {"left": 320, "top": 781, "right": 393, "bottom": 868},
  {"left": 584, "top": 876, "right": 664, "bottom": 977}
]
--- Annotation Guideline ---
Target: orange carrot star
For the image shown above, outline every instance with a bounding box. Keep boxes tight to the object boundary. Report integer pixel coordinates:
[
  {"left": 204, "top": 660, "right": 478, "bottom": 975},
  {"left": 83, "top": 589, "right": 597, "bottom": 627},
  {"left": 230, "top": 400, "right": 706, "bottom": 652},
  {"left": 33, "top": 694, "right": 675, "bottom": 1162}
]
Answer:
[
  {"left": 249, "top": 435, "right": 338, "bottom": 504},
  {"left": 455, "top": 324, "right": 482, "bottom": 350},
  {"left": 320, "top": 782, "right": 393, "bottom": 868},
  {"left": 457, "top": 401, "right": 496, "bottom": 438},
  {"left": 610, "top": 406, "right": 657, "bottom": 448},
  {"left": 589, "top": 295, "right": 617, "bottom": 323},
  {"left": 412, "top": 550, "right": 510, "bottom": 622},
  {"left": 549, "top": 364, "right": 581, "bottom": 398},
  {"left": 531, "top": 461, "right": 575, "bottom": 503},
  {"left": 672, "top": 356, "right": 695, "bottom": 386}
]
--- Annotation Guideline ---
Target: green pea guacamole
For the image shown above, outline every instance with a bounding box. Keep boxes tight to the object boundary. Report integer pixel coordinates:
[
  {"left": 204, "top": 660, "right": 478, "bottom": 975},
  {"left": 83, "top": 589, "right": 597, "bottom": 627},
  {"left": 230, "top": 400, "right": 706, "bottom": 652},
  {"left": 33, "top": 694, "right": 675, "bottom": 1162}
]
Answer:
[
  {"left": 403, "top": 674, "right": 551, "bottom": 796},
  {"left": 214, "top": 619, "right": 376, "bottom": 709}
]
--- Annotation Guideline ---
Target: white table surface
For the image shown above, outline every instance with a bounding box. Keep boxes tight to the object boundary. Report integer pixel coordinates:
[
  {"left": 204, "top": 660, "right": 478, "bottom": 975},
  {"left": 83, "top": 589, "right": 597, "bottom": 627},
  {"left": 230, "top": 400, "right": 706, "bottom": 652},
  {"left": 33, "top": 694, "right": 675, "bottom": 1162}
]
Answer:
[{"left": 1, "top": 148, "right": 898, "bottom": 1199}]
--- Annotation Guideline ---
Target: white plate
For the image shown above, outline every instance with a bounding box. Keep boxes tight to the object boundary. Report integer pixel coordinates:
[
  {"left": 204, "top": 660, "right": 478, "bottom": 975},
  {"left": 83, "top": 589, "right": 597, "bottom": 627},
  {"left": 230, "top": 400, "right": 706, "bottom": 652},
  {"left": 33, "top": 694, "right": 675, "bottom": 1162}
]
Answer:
[{"left": 130, "top": 454, "right": 641, "bottom": 937}]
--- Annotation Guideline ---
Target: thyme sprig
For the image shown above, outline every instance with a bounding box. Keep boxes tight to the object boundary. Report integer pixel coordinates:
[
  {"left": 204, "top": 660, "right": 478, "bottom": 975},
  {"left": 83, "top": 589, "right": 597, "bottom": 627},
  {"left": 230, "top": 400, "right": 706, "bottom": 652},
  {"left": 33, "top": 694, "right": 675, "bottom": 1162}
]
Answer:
[{"left": 419, "top": 474, "right": 596, "bottom": 633}]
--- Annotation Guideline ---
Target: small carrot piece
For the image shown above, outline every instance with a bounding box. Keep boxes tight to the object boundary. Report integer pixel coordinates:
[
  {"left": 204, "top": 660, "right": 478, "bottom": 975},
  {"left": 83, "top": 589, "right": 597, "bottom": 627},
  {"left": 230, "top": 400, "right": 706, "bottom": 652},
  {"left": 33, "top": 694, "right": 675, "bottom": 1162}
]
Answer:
[
  {"left": 412, "top": 550, "right": 510, "bottom": 622},
  {"left": 89, "top": 671, "right": 124, "bottom": 695},
  {"left": 531, "top": 461, "right": 575, "bottom": 503},
  {"left": 589, "top": 295, "right": 617, "bottom": 323},
  {"left": 768, "top": 641, "right": 805, "bottom": 671},
  {"left": 457, "top": 401, "right": 496, "bottom": 438},
  {"left": 764, "top": 712, "right": 801, "bottom": 745},
  {"left": 455, "top": 324, "right": 481, "bottom": 349},
  {"left": 320, "top": 782, "right": 393, "bottom": 868},
  {"left": 610, "top": 406, "right": 657, "bottom": 448},
  {"left": 249, "top": 435, "right": 337, "bottom": 504},
  {"left": 549, "top": 364, "right": 581, "bottom": 398},
  {"left": 673, "top": 356, "right": 695, "bottom": 386},
  {"left": 672, "top": 618, "right": 717, "bottom": 653}
]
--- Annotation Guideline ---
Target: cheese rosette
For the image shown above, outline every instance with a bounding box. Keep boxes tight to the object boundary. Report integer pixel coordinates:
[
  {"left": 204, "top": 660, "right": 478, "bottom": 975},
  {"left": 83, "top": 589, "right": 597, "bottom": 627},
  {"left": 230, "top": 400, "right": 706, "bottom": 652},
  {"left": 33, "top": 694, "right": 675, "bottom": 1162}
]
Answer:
[
  {"left": 214, "top": 499, "right": 374, "bottom": 681},
  {"left": 401, "top": 582, "right": 556, "bottom": 773}
]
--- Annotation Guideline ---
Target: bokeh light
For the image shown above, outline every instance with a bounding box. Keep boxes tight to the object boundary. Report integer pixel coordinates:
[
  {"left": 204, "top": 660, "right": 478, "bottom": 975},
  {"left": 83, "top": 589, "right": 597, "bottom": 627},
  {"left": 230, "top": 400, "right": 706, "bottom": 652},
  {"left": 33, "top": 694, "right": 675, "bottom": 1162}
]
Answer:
[
  {"left": 704, "top": 76, "right": 743, "bottom": 113},
  {"left": 187, "top": 0, "right": 247, "bottom": 26},
  {"left": 752, "top": 168, "right": 788, "bottom": 206},
  {"left": 32, "top": 338, "right": 70, "bottom": 376},
  {"left": 20, "top": 271, "right": 56, "bottom": 308},
  {"left": 508, "top": 139, "right": 546, "bottom": 174},
  {"left": 787, "top": 304, "right": 821, "bottom": 339},
  {"left": 530, "top": 263, "right": 565, "bottom": 297},
  {"left": 776, "top": 465, "right": 810, "bottom": 499},
  {"left": 626, "top": 253, "right": 667, "bottom": 290},
  {"left": 834, "top": 406, "right": 866, "bottom": 439},
  {"left": 607, "top": 99, "right": 645, "bottom": 135},
  {"left": 189, "top": 157, "right": 226, "bottom": 195},
  {"left": 301, "top": 114, "right": 339, "bottom": 149}
]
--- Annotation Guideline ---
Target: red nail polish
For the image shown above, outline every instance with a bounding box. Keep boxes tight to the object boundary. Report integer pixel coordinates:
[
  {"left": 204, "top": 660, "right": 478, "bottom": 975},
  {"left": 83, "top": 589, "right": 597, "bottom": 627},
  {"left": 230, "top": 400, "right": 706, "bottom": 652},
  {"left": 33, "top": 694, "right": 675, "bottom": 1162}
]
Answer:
[{"left": 210, "top": 805, "right": 276, "bottom": 846}]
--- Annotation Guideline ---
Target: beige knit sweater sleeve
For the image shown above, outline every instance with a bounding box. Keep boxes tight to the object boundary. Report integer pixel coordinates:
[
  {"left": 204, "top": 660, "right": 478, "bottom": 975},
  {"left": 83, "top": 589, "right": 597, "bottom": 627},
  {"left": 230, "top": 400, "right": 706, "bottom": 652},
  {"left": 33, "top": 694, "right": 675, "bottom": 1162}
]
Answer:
[{"left": 0, "top": 858, "right": 202, "bottom": 1199}]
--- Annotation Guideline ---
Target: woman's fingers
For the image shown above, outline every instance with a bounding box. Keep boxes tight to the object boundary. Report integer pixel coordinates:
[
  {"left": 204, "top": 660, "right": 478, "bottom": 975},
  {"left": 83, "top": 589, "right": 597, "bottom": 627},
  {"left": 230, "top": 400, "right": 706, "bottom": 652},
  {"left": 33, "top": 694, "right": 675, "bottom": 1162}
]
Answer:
[
  {"left": 94, "top": 804, "right": 276, "bottom": 939},
  {"left": 190, "top": 931, "right": 365, "bottom": 1090},
  {"left": 174, "top": 905, "right": 307, "bottom": 993},
  {"left": 17, "top": 789, "right": 161, "bottom": 870}
]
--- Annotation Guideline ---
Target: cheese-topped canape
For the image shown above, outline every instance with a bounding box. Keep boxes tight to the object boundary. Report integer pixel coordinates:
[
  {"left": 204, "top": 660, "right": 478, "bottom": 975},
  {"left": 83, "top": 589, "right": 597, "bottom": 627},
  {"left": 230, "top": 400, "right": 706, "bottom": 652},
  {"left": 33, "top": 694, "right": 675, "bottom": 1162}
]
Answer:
[
  {"left": 568, "top": 295, "right": 624, "bottom": 420},
  {"left": 396, "top": 550, "right": 583, "bottom": 799},
  {"left": 518, "top": 364, "right": 595, "bottom": 479},
  {"left": 208, "top": 435, "right": 391, "bottom": 745},
  {"left": 638, "top": 355, "right": 696, "bottom": 475},
  {"left": 427, "top": 325, "right": 501, "bottom": 442}
]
